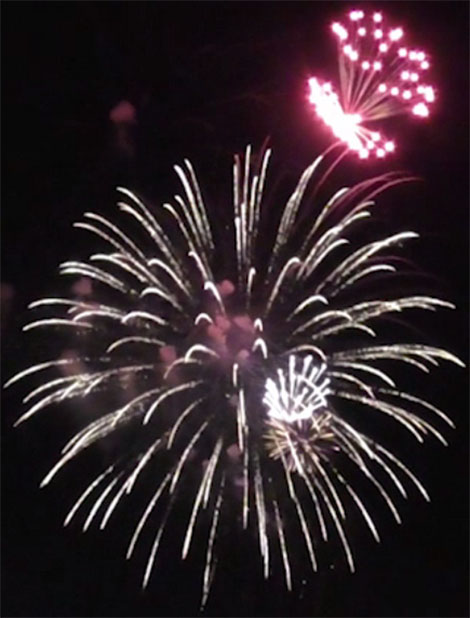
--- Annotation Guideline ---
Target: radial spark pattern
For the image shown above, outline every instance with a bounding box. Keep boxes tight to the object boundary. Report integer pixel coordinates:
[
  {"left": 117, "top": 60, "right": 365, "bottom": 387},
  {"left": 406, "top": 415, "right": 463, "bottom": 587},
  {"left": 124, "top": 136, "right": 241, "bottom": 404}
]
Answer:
[
  {"left": 7, "top": 146, "right": 462, "bottom": 607},
  {"left": 308, "top": 9, "right": 436, "bottom": 158}
]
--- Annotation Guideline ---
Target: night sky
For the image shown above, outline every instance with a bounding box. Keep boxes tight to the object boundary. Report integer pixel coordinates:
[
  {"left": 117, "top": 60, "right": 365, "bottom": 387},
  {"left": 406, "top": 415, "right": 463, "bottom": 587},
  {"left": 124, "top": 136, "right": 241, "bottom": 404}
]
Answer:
[{"left": 2, "top": 2, "right": 469, "bottom": 617}]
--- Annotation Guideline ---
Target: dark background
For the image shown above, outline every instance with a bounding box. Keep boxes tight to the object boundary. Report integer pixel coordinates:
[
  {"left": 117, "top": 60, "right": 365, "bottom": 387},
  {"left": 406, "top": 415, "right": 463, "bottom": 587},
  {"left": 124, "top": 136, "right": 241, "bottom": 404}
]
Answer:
[{"left": 2, "top": 2, "right": 468, "bottom": 617}]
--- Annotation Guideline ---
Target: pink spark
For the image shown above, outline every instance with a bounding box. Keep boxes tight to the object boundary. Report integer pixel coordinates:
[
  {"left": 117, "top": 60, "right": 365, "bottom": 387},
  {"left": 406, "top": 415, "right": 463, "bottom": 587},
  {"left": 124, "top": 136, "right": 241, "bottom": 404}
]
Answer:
[
  {"left": 349, "top": 10, "right": 364, "bottom": 21},
  {"left": 412, "top": 102, "right": 429, "bottom": 117},
  {"left": 332, "top": 22, "right": 348, "bottom": 40},
  {"left": 389, "top": 27, "right": 404, "bottom": 41}
]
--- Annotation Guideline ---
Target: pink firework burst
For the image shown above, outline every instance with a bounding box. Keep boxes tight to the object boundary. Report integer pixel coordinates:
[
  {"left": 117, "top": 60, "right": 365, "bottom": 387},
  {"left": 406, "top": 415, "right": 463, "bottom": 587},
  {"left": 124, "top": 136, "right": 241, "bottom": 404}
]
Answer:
[{"left": 308, "top": 9, "right": 436, "bottom": 159}]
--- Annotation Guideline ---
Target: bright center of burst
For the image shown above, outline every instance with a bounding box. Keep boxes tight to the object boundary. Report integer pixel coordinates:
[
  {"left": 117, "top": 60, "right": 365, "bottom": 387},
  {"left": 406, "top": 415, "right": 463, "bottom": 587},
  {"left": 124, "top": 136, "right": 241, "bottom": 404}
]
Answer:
[
  {"left": 308, "top": 78, "right": 363, "bottom": 152},
  {"left": 263, "top": 355, "right": 331, "bottom": 423}
]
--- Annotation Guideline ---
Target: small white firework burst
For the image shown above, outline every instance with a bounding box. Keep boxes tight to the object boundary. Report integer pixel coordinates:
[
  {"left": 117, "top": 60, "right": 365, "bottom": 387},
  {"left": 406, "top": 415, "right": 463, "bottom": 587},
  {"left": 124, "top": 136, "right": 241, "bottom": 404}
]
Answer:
[
  {"left": 263, "top": 354, "right": 331, "bottom": 423},
  {"left": 6, "top": 145, "right": 462, "bottom": 607},
  {"left": 308, "top": 9, "right": 436, "bottom": 158}
]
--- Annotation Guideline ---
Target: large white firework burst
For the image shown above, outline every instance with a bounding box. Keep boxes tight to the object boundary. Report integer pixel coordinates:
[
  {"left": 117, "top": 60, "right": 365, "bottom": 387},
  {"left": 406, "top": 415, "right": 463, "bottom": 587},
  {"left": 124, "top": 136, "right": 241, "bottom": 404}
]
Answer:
[{"left": 6, "top": 145, "right": 462, "bottom": 607}]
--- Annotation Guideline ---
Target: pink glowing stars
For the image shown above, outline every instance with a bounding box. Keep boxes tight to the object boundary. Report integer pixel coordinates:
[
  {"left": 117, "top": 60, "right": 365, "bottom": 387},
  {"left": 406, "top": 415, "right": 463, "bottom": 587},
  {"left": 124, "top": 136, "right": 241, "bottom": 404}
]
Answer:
[{"left": 308, "top": 9, "right": 436, "bottom": 159}]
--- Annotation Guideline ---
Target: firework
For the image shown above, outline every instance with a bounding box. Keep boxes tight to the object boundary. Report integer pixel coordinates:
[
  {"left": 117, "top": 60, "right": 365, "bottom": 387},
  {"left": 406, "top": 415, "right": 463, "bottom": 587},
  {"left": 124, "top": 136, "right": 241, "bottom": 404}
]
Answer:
[
  {"left": 6, "top": 145, "right": 461, "bottom": 607},
  {"left": 308, "top": 9, "right": 436, "bottom": 158}
]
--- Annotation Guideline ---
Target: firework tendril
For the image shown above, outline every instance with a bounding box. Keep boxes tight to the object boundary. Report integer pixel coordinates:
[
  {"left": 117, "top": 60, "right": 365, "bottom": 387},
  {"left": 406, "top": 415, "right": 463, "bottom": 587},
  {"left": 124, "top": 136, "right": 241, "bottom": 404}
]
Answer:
[{"left": 6, "top": 145, "right": 462, "bottom": 608}]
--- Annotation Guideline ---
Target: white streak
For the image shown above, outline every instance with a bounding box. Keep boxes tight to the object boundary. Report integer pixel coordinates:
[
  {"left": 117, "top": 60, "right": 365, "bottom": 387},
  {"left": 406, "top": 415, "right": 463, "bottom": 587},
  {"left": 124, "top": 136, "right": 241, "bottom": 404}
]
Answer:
[
  {"left": 143, "top": 381, "right": 203, "bottom": 425},
  {"left": 83, "top": 475, "right": 122, "bottom": 532},
  {"left": 127, "top": 474, "right": 171, "bottom": 559},
  {"left": 273, "top": 499, "right": 292, "bottom": 591},
  {"left": 64, "top": 466, "right": 114, "bottom": 527}
]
